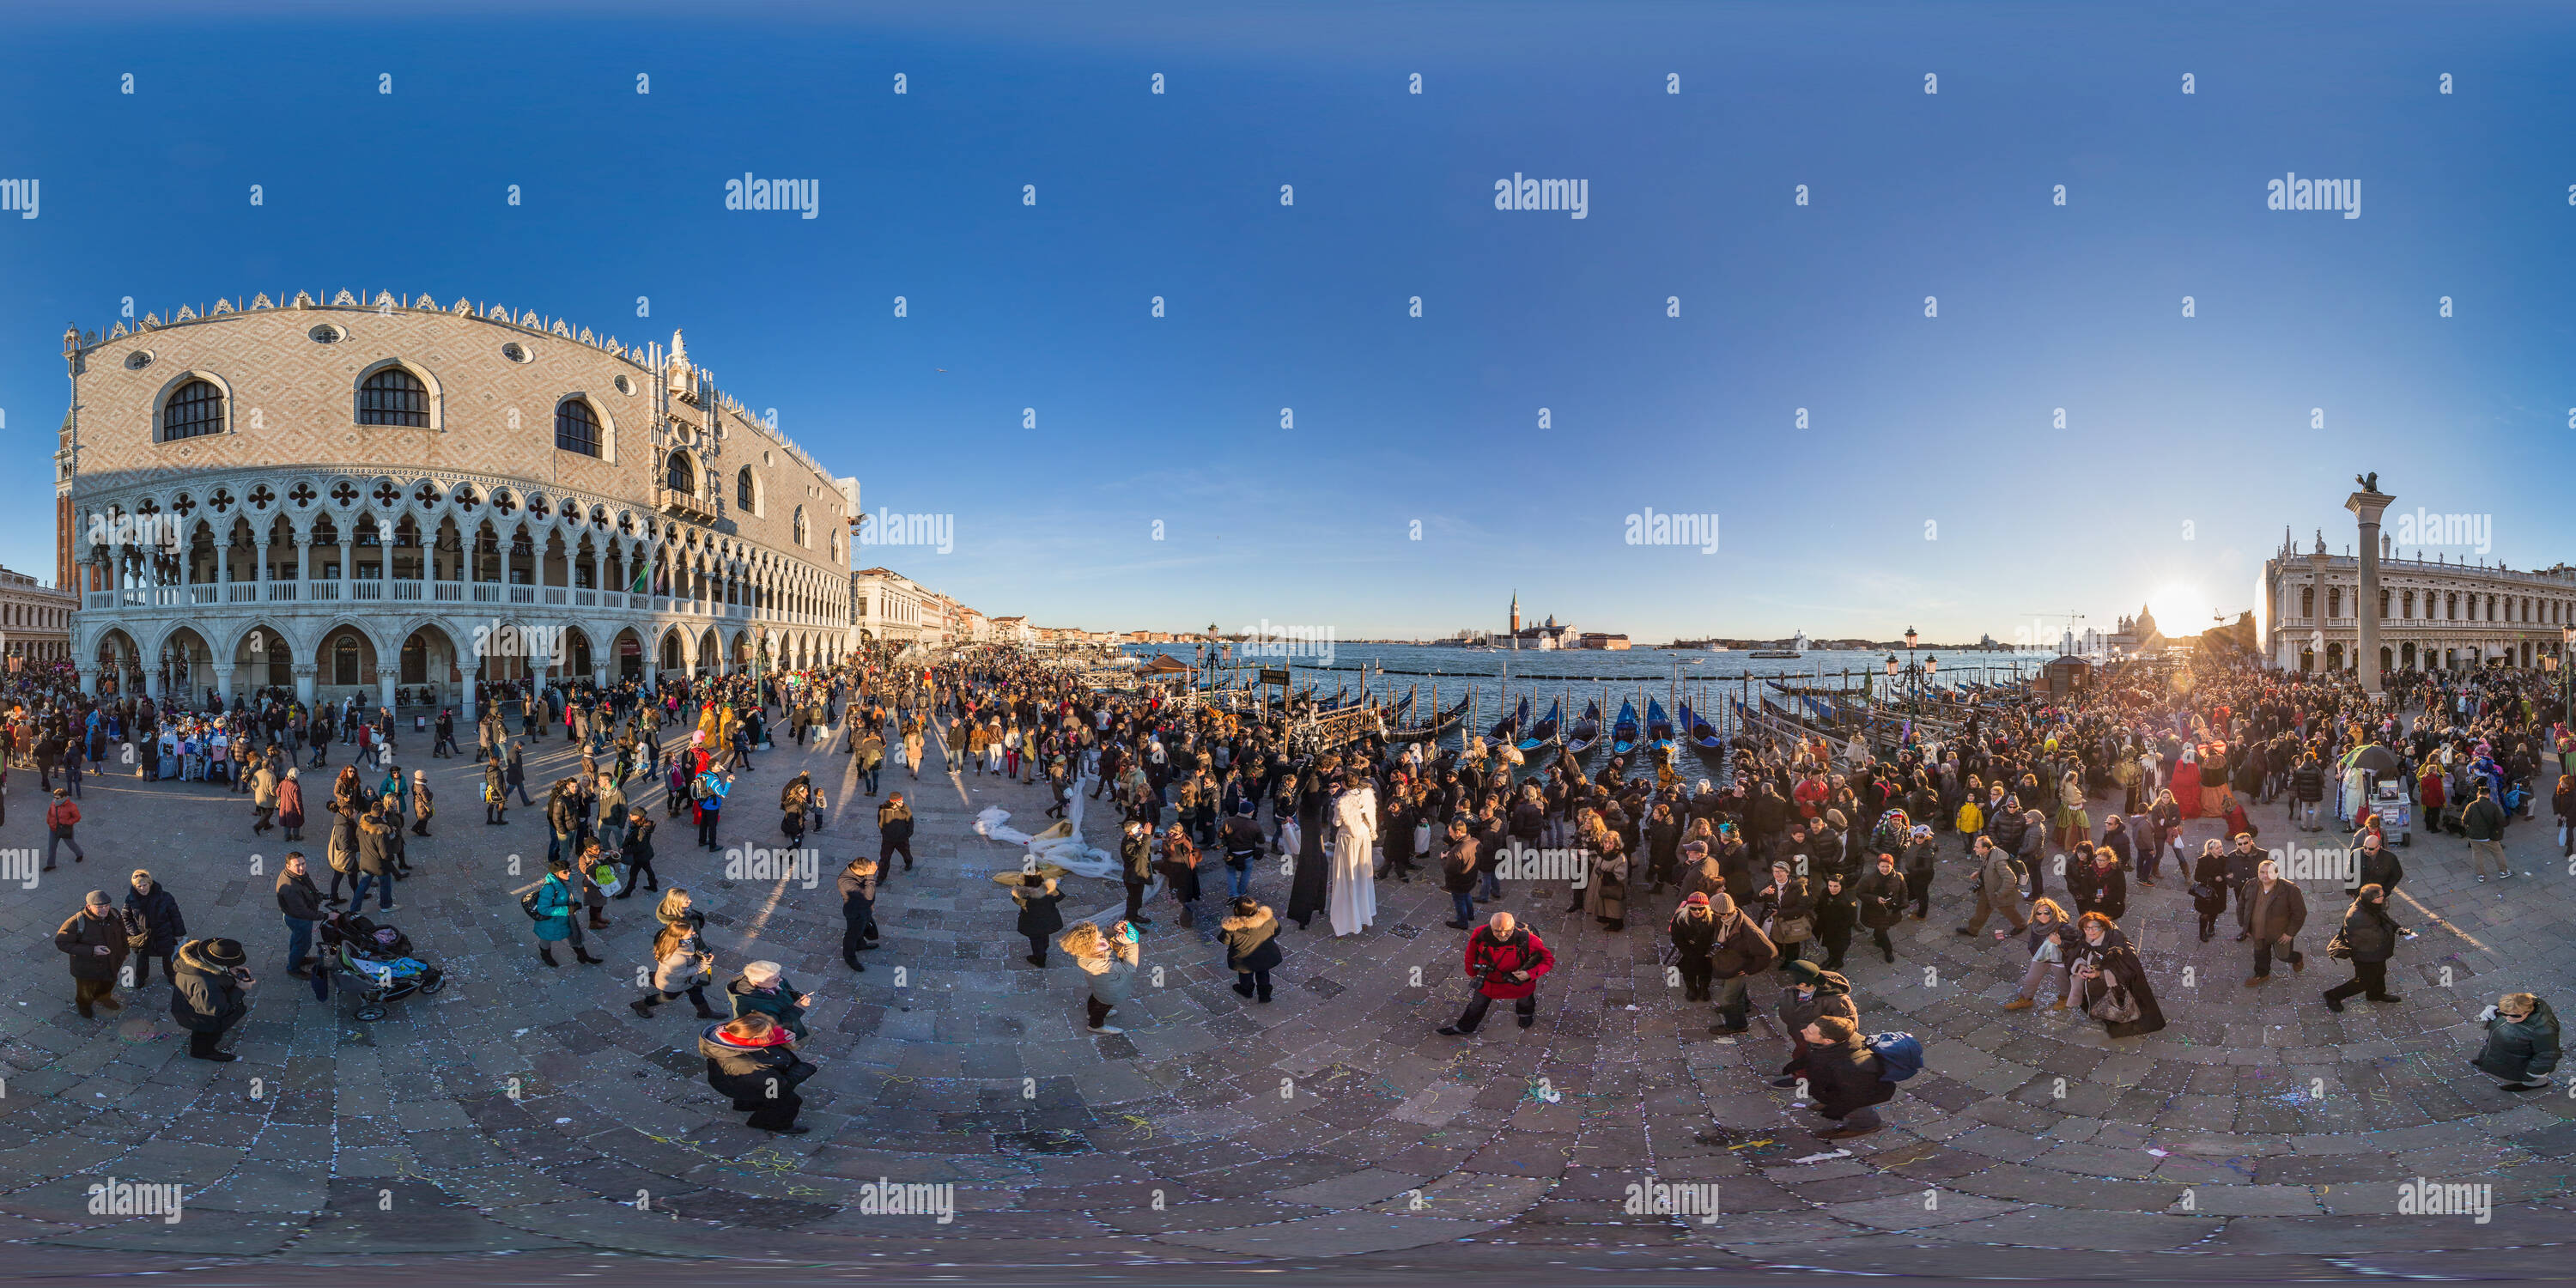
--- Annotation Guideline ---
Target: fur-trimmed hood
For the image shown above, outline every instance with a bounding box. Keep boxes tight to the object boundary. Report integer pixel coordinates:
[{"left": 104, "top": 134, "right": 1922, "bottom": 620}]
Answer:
[{"left": 1219, "top": 906, "right": 1276, "bottom": 934}]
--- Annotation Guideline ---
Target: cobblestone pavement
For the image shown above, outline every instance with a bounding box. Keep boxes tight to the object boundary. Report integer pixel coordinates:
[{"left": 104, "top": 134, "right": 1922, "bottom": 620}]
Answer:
[{"left": 0, "top": 725, "right": 2570, "bottom": 1281}]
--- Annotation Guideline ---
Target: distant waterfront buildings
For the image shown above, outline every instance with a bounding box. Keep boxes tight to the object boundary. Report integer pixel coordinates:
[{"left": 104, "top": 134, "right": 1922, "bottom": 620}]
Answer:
[{"left": 0, "top": 567, "right": 75, "bottom": 665}]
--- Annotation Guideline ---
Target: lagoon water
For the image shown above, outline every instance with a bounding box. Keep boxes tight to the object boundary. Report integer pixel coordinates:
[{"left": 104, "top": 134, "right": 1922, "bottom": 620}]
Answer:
[{"left": 1124, "top": 641, "right": 2048, "bottom": 744}]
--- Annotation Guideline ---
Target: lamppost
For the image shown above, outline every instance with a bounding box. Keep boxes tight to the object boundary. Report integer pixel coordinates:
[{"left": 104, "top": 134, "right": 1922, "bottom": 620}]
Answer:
[{"left": 1886, "top": 627, "right": 1938, "bottom": 713}]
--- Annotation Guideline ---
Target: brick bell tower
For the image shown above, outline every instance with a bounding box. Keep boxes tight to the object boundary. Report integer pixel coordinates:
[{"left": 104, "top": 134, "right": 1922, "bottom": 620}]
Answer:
[{"left": 57, "top": 328, "right": 82, "bottom": 596}]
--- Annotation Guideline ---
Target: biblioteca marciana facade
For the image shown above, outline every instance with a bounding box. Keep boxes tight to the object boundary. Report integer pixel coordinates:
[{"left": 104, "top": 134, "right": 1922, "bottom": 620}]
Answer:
[
  {"left": 59, "top": 289, "right": 858, "bottom": 713},
  {"left": 2259, "top": 528, "right": 2575, "bottom": 674}
]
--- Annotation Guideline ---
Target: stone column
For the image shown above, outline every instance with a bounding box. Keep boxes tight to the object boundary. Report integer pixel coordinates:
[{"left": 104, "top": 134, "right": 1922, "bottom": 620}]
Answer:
[
  {"left": 377, "top": 665, "right": 398, "bottom": 716},
  {"left": 78, "top": 665, "right": 97, "bottom": 696},
  {"left": 2348, "top": 487, "right": 2392, "bottom": 698},
  {"left": 293, "top": 662, "right": 316, "bottom": 706},
  {"left": 219, "top": 665, "right": 238, "bottom": 708}
]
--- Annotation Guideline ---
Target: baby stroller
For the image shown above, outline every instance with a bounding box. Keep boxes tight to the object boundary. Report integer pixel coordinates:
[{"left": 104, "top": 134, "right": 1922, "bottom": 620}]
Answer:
[{"left": 321, "top": 912, "right": 446, "bottom": 1021}]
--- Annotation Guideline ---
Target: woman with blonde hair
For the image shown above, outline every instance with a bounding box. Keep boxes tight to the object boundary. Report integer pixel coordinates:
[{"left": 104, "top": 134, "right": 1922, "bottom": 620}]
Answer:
[
  {"left": 700, "top": 1010, "right": 816, "bottom": 1133},
  {"left": 655, "top": 886, "right": 705, "bottom": 934},
  {"left": 631, "top": 917, "right": 721, "bottom": 1018},
  {"left": 2001, "top": 897, "right": 2075, "bottom": 1011},
  {"left": 2473, "top": 993, "right": 2561, "bottom": 1091},
  {"left": 1060, "top": 920, "right": 1140, "bottom": 1035}
]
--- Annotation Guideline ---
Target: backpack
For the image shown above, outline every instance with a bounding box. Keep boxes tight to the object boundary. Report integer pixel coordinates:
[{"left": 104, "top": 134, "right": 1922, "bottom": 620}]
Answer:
[{"left": 1864, "top": 1031, "right": 1925, "bottom": 1083}]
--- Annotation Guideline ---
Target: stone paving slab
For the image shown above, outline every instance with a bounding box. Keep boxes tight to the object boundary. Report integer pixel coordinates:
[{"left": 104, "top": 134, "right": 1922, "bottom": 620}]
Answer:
[{"left": 0, "top": 715, "right": 2569, "bottom": 1277}]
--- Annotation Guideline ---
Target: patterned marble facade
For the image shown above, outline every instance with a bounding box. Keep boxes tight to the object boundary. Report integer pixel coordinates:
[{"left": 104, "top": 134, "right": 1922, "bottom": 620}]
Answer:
[{"left": 58, "top": 291, "right": 858, "bottom": 711}]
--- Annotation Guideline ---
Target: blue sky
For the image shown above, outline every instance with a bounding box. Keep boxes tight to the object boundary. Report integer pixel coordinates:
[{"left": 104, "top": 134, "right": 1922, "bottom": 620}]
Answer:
[{"left": 4, "top": 1, "right": 2573, "bottom": 644}]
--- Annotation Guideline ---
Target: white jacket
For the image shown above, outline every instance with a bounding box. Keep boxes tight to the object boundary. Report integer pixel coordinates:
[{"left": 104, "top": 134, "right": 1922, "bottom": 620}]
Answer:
[{"left": 1332, "top": 786, "right": 1379, "bottom": 852}]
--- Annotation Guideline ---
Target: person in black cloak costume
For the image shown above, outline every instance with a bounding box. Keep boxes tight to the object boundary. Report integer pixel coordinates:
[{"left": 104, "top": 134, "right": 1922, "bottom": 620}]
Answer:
[
  {"left": 2068, "top": 911, "right": 2166, "bottom": 1038},
  {"left": 1286, "top": 756, "right": 1334, "bottom": 930}
]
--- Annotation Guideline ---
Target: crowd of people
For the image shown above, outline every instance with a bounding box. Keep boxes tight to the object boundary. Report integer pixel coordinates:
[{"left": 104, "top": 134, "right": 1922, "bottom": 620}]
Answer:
[
  {"left": 27, "top": 641, "right": 2571, "bottom": 1139},
  {"left": 960, "top": 647, "right": 2574, "bottom": 1135}
]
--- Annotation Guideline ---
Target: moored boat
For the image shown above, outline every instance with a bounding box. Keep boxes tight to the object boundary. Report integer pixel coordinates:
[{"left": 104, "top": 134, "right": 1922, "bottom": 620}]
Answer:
[
  {"left": 1609, "top": 700, "right": 1641, "bottom": 756},
  {"left": 1644, "top": 698, "right": 1677, "bottom": 756},
  {"left": 1564, "top": 700, "right": 1603, "bottom": 759},
  {"left": 1680, "top": 700, "right": 1726, "bottom": 761}
]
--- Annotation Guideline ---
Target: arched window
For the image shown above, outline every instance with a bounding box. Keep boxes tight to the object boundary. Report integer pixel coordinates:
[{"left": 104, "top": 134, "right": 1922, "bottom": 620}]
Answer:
[
  {"left": 357, "top": 367, "right": 429, "bottom": 427},
  {"left": 664, "top": 451, "right": 696, "bottom": 495},
  {"left": 793, "top": 506, "right": 808, "bottom": 546},
  {"left": 556, "top": 398, "right": 602, "bottom": 457},
  {"left": 737, "top": 467, "right": 756, "bottom": 513},
  {"left": 163, "top": 379, "right": 226, "bottom": 440}
]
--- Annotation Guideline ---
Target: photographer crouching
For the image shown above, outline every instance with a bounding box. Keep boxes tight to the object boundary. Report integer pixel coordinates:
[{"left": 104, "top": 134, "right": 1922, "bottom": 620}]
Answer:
[{"left": 1437, "top": 911, "right": 1554, "bottom": 1036}]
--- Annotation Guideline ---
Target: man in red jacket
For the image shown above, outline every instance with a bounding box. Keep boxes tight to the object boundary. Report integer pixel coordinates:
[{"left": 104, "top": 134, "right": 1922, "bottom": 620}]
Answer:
[
  {"left": 44, "top": 789, "right": 84, "bottom": 871},
  {"left": 1437, "top": 911, "right": 1555, "bottom": 1036}
]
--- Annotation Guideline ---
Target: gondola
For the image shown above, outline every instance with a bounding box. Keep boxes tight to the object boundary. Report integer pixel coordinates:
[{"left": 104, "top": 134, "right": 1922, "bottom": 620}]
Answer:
[
  {"left": 1679, "top": 699, "right": 1726, "bottom": 761},
  {"left": 1388, "top": 694, "right": 1473, "bottom": 744},
  {"left": 1609, "top": 700, "right": 1641, "bottom": 756},
  {"left": 1313, "top": 685, "right": 1352, "bottom": 710},
  {"left": 1564, "top": 700, "right": 1603, "bottom": 759},
  {"left": 1488, "top": 695, "right": 1528, "bottom": 745},
  {"left": 1516, "top": 697, "right": 1561, "bottom": 756},
  {"left": 1644, "top": 698, "right": 1676, "bottom": 756}
]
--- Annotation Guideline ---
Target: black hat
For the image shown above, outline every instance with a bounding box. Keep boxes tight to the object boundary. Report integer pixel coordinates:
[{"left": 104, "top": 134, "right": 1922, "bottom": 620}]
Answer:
[{"left": 201, "top": 939, "right": 246, "bottom": 967}]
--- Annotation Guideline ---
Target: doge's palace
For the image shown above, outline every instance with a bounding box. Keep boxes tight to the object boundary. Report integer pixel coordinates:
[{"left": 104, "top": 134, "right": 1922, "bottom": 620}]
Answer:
[{"left": 59, "top": 289, "right": 858, "bottom": 713}]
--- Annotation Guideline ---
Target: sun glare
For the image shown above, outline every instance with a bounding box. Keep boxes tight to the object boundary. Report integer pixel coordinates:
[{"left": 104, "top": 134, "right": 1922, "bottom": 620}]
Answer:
[{"left": 2149, "top": 583, "right": 2211, "bottom": 628}]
